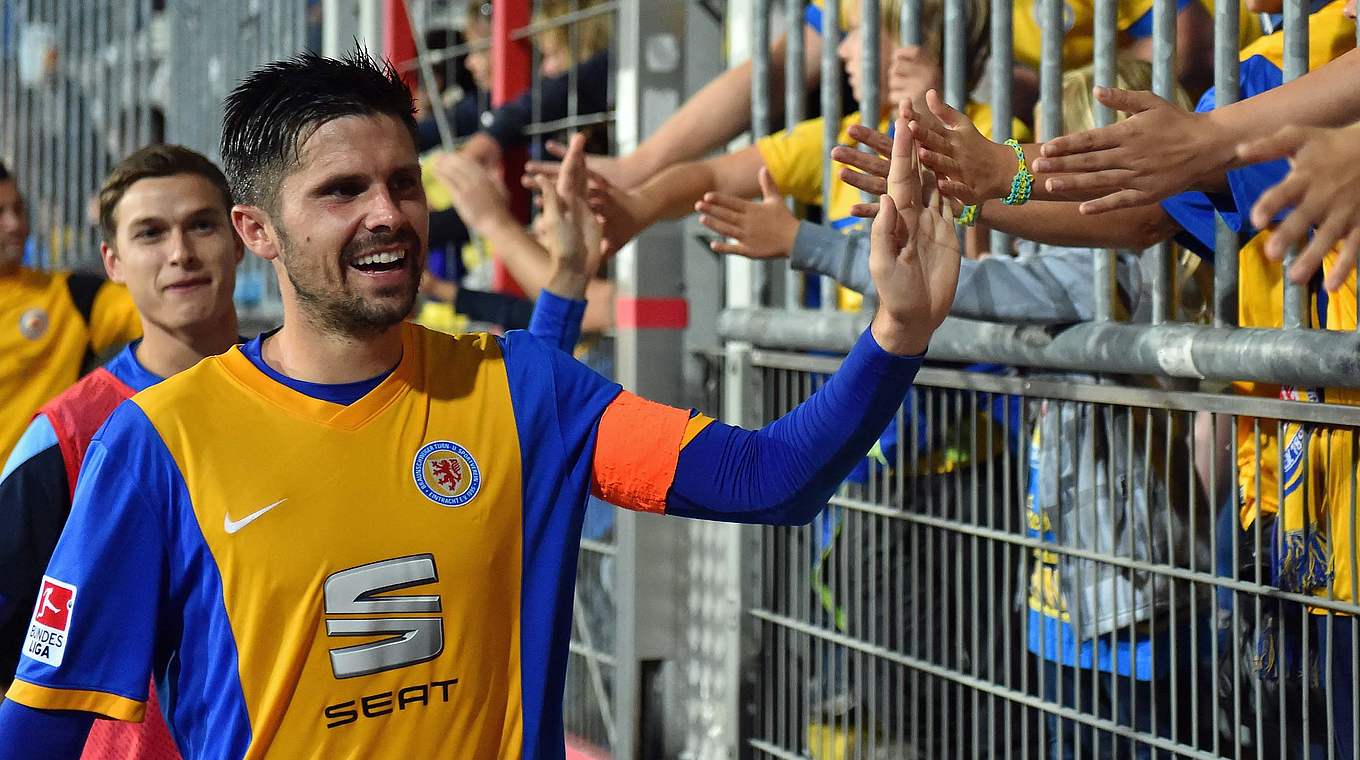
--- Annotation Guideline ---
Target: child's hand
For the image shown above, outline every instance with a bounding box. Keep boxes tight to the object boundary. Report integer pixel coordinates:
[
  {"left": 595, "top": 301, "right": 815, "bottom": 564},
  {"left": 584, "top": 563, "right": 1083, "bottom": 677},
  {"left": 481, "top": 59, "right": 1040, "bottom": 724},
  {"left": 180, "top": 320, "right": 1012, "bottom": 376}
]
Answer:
[
  {"left": 430, "top": 151, "right": 515, "bottom": 235},
  {"left": 1238, "top": 122, "right": 1360, "bottom": 292},
  {"left": 908, "top": 89, "right": 1017, "bottom": 205},
  {"left": 531, "top": 133, "right": 607, "bottom": 298},
  {"left": 694, "top": 168, "right": 799, "bottom": 259},
  {"left": 1035, "top": 88, "right": 1219, "bottom": 213},
  {"left": 586, "top": 177, "right": 650, "bottom": 257}
]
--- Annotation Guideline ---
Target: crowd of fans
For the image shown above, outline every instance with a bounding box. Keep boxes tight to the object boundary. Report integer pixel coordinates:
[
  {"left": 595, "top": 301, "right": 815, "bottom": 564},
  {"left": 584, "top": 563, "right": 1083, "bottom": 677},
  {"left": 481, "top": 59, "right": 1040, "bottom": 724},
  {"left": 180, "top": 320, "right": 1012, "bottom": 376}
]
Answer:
[{"left": 6, "top": 0, "right": 1360, "bottom": 757}]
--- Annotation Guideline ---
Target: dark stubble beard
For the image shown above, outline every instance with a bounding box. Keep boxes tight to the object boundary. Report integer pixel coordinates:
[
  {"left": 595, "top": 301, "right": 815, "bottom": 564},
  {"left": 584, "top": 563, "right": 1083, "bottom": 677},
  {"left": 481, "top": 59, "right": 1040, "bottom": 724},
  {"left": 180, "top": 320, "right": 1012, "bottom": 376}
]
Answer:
[{"left": 277, "top": 222, "right": 422, "bottom": 338}]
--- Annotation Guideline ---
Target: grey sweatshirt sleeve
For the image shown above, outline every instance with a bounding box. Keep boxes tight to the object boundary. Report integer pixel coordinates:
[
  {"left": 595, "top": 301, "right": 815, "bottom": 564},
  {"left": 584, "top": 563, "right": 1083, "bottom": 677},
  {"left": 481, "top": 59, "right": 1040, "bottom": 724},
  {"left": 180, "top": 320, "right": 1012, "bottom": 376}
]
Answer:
[
  {"left": 788, "top": 221, "right": 874, "bottom": 294},
  {"left": 787, "top": 221, "right": 1142, "bottom": 325}
]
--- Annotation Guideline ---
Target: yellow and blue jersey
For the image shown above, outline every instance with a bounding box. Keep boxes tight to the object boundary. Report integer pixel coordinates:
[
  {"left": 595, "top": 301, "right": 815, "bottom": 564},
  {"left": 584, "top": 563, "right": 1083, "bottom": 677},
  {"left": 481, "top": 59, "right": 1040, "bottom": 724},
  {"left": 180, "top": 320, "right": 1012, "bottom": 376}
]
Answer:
[
  {"left": 0, "top": 268, "right": 141, "bottom": 464},
  {"left": 5, "top": 323, "right": 716, "bottom": 758},
  {"left": 1160, "top": 0, "right": 1356, "bottom": 603}
]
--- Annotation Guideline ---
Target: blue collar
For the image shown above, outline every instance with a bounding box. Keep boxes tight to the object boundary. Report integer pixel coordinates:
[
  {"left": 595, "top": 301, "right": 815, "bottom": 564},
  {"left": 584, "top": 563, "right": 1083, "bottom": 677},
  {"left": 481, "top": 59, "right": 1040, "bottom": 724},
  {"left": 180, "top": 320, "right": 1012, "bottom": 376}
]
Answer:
[
  {"left": 103, "top": 341, "right": 164, "bottom": 393},
  {"left": 240, "top": 330, "right": 395, "bottom": 406}
]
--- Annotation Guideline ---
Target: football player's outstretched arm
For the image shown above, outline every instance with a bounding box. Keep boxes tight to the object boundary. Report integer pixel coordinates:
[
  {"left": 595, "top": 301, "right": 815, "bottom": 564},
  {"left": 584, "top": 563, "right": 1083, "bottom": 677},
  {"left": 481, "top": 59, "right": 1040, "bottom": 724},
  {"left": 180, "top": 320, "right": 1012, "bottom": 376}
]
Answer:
[{"left": 592, "top": 119, "right": 959, "bottom": 526}]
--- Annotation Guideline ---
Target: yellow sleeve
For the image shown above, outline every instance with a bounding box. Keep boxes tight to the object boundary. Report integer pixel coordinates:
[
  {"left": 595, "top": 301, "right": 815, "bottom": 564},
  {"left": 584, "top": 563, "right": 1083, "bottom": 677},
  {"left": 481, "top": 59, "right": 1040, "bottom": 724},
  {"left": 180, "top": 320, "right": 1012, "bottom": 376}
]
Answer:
[
  {"left": 423, "top": 158, "right": 455, "bottom": 213},
  {"left": 965, "top": 102, "right": 1034, "bottom": 143},
  {"left": 1115, "top": 0, "right": 1156, "bottom": 32},
  {"left": 1239, "top": 0, "right": 1354, "bottom": 70},
  {"left": 88, "top": 282, "right": 142, "bottom": 354},
  {"left": 756, "top": 116, "right": 828, "bottom": 207},
  {"left": 7, "top": 678, "right": 145, "bottom": 721},
  {"left": 806, "top": 0, "right": 853, "bottom": 34}
]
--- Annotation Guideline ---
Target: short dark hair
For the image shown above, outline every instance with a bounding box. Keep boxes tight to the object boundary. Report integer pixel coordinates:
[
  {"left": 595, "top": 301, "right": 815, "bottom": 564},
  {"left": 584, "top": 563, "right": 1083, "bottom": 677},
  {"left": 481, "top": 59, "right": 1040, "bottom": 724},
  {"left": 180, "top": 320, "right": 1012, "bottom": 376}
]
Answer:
[
  {"left": 98, "top": 144, "right": 233, "bottom": 243},
  {"left": 220, "top": 49, "right": 418, "bottom": 210},
  {"left": 0, "top": 161, "right": 10, "bottom": 182}
]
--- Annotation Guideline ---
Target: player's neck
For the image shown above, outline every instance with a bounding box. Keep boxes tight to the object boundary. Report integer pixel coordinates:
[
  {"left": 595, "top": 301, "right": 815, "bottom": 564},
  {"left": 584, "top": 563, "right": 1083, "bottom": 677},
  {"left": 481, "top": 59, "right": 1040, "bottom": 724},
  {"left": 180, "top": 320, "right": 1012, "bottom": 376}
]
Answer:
[
  {"left": 136, "top": 308, "right": 241, "bottom": 379},
  {"left": 262, "top": 318, "right": 404, "bottom": 385}
]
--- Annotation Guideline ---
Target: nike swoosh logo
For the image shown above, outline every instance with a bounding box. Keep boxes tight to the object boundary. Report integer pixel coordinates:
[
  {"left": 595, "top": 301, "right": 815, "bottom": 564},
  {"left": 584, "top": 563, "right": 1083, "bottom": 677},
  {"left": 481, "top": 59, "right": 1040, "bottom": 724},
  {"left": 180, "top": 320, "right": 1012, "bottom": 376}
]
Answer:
[{"left": 224, "top": 499, "right": 288, "bottom": 535}]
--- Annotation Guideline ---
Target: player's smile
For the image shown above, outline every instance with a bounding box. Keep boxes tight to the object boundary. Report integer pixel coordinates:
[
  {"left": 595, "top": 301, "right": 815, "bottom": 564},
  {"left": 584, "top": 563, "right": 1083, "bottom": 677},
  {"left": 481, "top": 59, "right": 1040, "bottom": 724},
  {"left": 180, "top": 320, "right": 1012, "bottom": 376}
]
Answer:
[{"left": 343, "top": 239, "right": 418, "bottom": 288}]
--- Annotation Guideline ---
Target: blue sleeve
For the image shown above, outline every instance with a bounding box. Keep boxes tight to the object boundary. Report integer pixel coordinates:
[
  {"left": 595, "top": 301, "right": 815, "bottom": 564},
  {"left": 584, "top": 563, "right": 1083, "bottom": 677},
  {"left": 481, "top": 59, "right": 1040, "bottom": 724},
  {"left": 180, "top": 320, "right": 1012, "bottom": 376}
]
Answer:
[
  {"left": 1222, "top": 56, "right": 1291, "bottom": 227},
  {"left": 9, "top": 402, "right": 176, "bottom": 717},
  {"left": 1125, "top": 0, "right": 1194, "bottom": 38},
  {"left": 804, "top": 2, "right": 825, "bottom": 34},
  {"left": 528, "top": 290, "right": 587, "bottom": 352},
  {"left": 667, "top": 328, "right": 922, "bottom": 525},
  {"left": 0, "top": 415, "right": 69, "bottom": 683},
  {"left": 1160, "top": 191, "right": 1223, "bottom": 260},
  {"left": 0, "top": 699, "right": 91, "bottom": 760}
]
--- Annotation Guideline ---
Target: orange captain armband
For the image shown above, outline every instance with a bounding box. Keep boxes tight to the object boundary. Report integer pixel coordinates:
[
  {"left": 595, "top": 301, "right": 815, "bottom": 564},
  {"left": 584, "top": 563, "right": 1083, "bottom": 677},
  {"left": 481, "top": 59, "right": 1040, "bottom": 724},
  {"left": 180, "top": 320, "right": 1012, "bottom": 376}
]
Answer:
[{"left": 591, "top": 391, "right": 715, "bottom": 514}]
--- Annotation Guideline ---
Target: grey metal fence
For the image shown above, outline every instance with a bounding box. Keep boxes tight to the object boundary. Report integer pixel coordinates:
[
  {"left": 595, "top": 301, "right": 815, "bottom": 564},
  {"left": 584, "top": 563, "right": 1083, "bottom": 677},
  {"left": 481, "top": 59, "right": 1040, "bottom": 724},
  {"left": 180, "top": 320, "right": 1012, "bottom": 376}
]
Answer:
[
  {"left": 0, "top": 0, "right": 307, "bottom": 322},
  {"left": 724, "top": 0, "right": 1360, "bottom": 758}
]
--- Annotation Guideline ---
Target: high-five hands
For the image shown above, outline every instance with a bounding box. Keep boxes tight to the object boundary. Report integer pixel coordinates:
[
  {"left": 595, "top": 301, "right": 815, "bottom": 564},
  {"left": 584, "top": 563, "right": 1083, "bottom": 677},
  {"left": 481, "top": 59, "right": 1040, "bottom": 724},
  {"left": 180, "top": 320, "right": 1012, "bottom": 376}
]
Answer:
[
  {"left": 694, "top": 167, "right": 799, "bottom": 259},
  {"left": 866, "top": 109, "right": 961, "bottom": 357},
  {"left": 526, "top": 132, "right": 609, "bottom": 297}
]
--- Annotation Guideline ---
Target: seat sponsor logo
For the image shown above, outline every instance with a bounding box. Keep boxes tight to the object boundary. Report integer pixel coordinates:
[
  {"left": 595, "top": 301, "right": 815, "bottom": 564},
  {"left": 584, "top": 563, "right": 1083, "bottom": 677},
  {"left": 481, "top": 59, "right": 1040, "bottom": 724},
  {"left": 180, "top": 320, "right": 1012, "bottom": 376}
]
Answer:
[{"left": 323, "top": 554, "right": 443, "bottom": 679}]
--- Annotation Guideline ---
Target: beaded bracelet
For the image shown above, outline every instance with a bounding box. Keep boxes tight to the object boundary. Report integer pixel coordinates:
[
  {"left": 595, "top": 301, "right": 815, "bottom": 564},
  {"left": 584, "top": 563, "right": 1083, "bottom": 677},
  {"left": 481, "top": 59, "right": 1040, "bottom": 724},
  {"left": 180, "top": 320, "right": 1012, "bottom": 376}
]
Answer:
[
  {"left": 957, "top": 204, "right": 980, "bottom": 227},
  {"left": 1001, "top": 138, "right": 1034, "bottom": 207}
]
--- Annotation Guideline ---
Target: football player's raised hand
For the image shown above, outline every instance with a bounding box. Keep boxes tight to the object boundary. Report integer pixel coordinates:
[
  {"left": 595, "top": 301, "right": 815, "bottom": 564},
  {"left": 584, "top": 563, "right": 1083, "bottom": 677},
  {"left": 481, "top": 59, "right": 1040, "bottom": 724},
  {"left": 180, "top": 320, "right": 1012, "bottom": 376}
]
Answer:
[{"left": 868, "top": 116, "right": 960, "bottom": 357}]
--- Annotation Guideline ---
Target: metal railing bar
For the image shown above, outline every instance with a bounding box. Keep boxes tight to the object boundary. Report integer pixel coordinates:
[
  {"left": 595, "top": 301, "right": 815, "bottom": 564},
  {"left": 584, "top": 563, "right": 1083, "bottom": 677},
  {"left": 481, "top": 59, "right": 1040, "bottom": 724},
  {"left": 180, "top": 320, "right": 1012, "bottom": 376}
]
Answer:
[
  {"left": 520, "top": 110, "right": 617, "bottom": 136},
  {"left": 508, "top": 2, "right": 618, "bottom": 41},
  {"left": 722, "top": 308, "right": 1360, "bottom": 388},
  {"left": 753, "top": 354, "right": 1360, "bottom": 424}
]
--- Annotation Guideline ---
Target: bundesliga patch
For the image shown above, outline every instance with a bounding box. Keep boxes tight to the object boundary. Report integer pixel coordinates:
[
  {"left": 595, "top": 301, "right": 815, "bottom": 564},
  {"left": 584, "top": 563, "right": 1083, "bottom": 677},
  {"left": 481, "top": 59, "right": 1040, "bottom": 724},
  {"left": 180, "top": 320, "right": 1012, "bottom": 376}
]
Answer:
[
  {"left": 25, "top": 576, "right": 76, "bottom": 667},
  {"left": 413, "top": 440, "right": 481, "bottom": 507}
]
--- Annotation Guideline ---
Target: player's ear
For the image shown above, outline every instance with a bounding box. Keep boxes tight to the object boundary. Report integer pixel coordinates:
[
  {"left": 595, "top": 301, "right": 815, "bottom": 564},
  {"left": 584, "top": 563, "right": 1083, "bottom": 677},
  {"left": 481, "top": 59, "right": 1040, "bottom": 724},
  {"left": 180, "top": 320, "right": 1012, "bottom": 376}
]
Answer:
[
  {"left": 99, "top": 241, "right": 125, "bottom": 284},
  {"left": 231, "top": 204, "right": 279, "bottom": 262}
]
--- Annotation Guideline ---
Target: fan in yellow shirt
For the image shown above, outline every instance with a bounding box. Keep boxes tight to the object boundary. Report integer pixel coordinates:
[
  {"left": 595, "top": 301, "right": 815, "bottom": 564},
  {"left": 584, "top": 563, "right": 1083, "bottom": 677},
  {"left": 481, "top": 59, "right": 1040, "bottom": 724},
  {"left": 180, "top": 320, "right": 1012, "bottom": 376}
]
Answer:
[{"left": 0, "top": 162, "right": 140, "bottom": 462}]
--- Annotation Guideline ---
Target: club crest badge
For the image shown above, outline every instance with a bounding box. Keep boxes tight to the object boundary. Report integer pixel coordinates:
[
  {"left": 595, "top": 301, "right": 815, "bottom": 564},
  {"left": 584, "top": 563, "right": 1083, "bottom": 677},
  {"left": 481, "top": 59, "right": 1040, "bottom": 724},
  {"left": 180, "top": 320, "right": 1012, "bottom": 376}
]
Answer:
[
  {"left": 19, "top": 308, "right": 47, "bottom": 341},
  {"left": 413, "top": 440, "right": 481, "bottom": 507}
]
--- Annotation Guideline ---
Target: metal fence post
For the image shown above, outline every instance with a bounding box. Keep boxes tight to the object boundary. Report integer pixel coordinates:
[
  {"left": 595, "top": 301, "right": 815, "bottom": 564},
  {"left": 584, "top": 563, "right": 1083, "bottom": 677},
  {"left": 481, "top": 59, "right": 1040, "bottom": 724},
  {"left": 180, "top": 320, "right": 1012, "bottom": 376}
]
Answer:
[
  {"left": 614, "top": 0, "right": 690, "bottom": 756},
  {"left": 820, "top": 0, "right": 842, "bottom": 310},
  {"left": 1213, "top": 0, "right": 1240, "bottom": 328},
  {"left": 1091, "top": 0, "right": 1118, "bottom": 321},
  {"left": 1281, "top": 0, "right": 1309, "bottom": 330}
]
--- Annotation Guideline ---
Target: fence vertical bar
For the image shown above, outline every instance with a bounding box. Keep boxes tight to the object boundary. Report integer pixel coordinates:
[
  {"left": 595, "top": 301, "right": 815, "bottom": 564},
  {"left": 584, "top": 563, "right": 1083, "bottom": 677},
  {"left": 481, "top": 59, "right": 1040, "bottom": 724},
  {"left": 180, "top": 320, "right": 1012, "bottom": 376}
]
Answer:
[
  {"left": 1092, "top": 0, "right": 1118, "bottom": 321},
  {"left": 942, "top": 0, "right": 963, "bottom": 109},
  {"left": 785, "top": 0, "right": 805, "bottom": 310},
  {"left": 1213, "top": 0, "right": 1240, "bottom": 328},
  {"left": 753, "top": 0, "right": 771, "bottom": 306},
  {"left": 820, "top": 0, "right": 841, "bottom": 310},
  {"left": 989, "top": 0, "right": 1013, "bottom": 258},
  {"left": 1281, "top": 0, "right": 1309, "bottom": 329},
  {"left": 1039, "top": 0, "right": 1062, "bottom": 143},
  {"left": 860, "top": 0, "right": 881, "bottom": 123},
  {"left": 859, "top": 0, "right": 881, "bottom": 316},
  {"left": 1148, "top": 0, "right": 1176, "bottom": 324}
]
